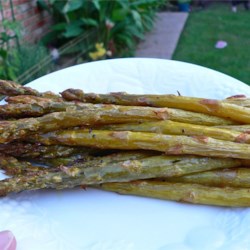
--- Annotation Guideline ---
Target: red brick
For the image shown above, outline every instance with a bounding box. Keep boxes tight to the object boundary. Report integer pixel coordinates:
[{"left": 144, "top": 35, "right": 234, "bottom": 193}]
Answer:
[
  {"left": 37, "top": 20, "right": 45, "bottom": 27},
  {"left": 34, "top": 6, "right": 41, "bottom": 14},
  {"left": 22, "top": 15, "right": 39, "bottom": 27},
  {"left": 18, "top": 0, "right": 30, "bottom": 4},
  {"left": 19, "top": 3, "right": 33, "bottom": 13},
  {"left": 34, "top": 27, "right": 43, "bottom": 36},
  {"left": 1, "top": 0, "right": 53, "bottom": 44},
  {"left": 1, "top": 1, "right": 10, "bottom": 8},
  {"left": 3, "top": 9, "right": 12, "bottom": 19},
  {"left": 17, "top": 7, "right": 36, "bottom": 18},
  {"left": 15, "top": 12, "right": 26, "bottom": 21},
  {"left": 24, "top": 23, "right": 46, "bottom": 36}
]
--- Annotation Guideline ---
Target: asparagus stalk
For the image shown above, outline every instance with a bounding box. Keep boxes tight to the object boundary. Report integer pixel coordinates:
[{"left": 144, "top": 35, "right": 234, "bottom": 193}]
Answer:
[
  {"left": 1, "top": 97, "right": 236, "bottom": 125},
  {"left": 34, "top": 129, "right": 250, "bottom": 159},
  {"left": 167, "top": 168, "right": 250, "bottom": 188},
  {"left": 0, "top": 80, "right": 60, "bottom": 100},
  {"left": 0, "top": 142, "right": 89, "bottom": 159},
  {"left": 36, "top": 154, "right": 95, "bottom": 167},
  {"left": 102, "top": 120, "right": 250, "bottom": 143},
  {"left": 61, "top": 89, "right": 250, "bottom": 124},
  {"left": 6, "top": 95, "right": 248, "bottom": 127},
  {"left": 0, "top": 154, "right": 240, "bottom": 196},
  {"left": 163, "top": 108, "right": 235, "bottom": 125},
  {"left": 0, "top": 106, "right": 166, "bottom": 143},
  {"left": 1, "top": 150, "right": 151, "bottom": 177},
  {"left": 6, "top": 95, "right": 63, "bottom": 104},
  {"left": 47, "top": 155, "right": 242, "bottom": 177},
  {"left": 0, "top": 102, "right": 90, "bottom": 118},
  {"left": 0, "top": 103, "right": 235, "bottom": 143},
  {"left": 224, "top": 95, "right": 250, "bottom": 107},
  {"left": 99, "top": 180, "right": 250, "bottom": 207},
  {"left": 0, "top": 101, "right": 100, "bottom": 118},
  {"left": 37, "top": 150, "right": 154, "bottom": 167},
  {"left": 0, "top": 154, "right": 45, "bottom": 175},
  {"left": 3, "top": 151, "right": 152, "bottom": 177},
  {"left": 0, "top": 80, "right": 40, "bottom": 96},
  {"left": 215, "top": 125, "right": 250, "bottom": 133}
]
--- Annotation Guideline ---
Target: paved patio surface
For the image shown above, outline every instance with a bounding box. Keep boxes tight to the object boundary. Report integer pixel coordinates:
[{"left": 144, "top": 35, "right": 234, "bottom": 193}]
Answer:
[{"left": 136, "top": 12, "right": 188, "bottom": 59}]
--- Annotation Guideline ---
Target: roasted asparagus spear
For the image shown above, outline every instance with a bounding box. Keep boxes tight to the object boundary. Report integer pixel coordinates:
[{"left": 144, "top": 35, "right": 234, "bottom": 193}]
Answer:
[
  {"left": 0, "top": 142, "right": 90, "bottom": 159},
  {"left": 0, "top": 80, "right": 40, "bottom": 96},
  {"left": 0, "top": 154, "right": 45, "bottom": 175},
  {"left": 100, "top": 180, "right": 250, "bottom": 207},
  {"left": 0, "top": 154, "right": 241, "bottom": 196},
  {"left": 0, "top": 80, "right": 60, "bottom": 100},
  {"left": 215, "top": 125, "right": 250, "bottom": 133},
  {"left": 167, "top": 168, "right": 250, "bottom": 188},
  {"left": 34, "top": 129, "right": 250, "bottom": 159},
  {"left": 0, "top": 100, "right": 236, "bottom": 125},
  {"left": 102, "top": 120, "right": 250, "bottom": 143},
  {"left": 224, "top": 95, "right": 250, "bottom": 107},
  {"left": 0, "top": 106, "right": 169, "bottom": 143},
  {"left": 61, "top": 89, "right": 250, "bottom": 123},
  {"left": 36, "top": 150, "right": 154, "bottom": 167},
  {"left": 6, "top": 95, "right": 62, "bottom": 104},
  {"left": 1, "top": 103, "right": 237, "bottom": 143},
  {"left": 0, "top": 151, "right": 151, "bottom": 176},
  {"left": 0, "top": 101, "right": 92, "bottom": 118}
]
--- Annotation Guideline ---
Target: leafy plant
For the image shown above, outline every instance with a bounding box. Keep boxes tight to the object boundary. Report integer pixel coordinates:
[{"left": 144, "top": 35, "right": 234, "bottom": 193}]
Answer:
[
  {"left": 0, "top": 19, "right": 22, "bottom": 80},
  {"left": 0, "top": 42, "right": 52, "bottom": 84},
  {"left": 0, "top": 16, "right": 51, "bottom": 84},
  {"left": 9, "top": 44, "right": 53, "bottom": 84},
  {"left": 0, "top": 47, "right": 14, "bottom": 80},
  {"left": 39, "top": 0, "right": 165, "bottom": 57}
]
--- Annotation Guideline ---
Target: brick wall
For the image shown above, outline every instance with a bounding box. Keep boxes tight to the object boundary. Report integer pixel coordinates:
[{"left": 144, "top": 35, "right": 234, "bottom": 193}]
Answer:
[{"left": 0, "top": 0, "right": 53, "bottom": 43}]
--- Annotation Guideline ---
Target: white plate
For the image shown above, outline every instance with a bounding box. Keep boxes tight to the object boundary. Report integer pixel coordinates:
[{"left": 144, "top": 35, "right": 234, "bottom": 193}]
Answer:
[{"left": 1, "top": 58, "right": 250, "bottom": 250}]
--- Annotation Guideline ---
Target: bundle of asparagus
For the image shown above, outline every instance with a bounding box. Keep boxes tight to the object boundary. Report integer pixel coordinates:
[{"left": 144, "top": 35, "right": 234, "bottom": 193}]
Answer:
[{"left": 2, "top": 80, "right": 250, "bottom": 207}]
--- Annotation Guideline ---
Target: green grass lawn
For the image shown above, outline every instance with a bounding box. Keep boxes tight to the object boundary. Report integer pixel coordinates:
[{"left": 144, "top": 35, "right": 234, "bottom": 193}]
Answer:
[{"left": 173, "top": 4, "right": 250, "bottom": 85}]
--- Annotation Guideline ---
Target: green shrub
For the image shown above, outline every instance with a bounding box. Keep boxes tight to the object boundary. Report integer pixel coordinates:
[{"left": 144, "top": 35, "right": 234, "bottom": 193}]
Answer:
[
  {"left": 0, "top": 44, "right": 52, "bottom": 84},
  {"left": 10, "top": 44, "right": 53, "bottom": 84},
  {"left": 0, "top": 15, "right": 51, "bottom": 84},
  {"left": 39, "top": 0, "right": 165, "bottom": 58}
]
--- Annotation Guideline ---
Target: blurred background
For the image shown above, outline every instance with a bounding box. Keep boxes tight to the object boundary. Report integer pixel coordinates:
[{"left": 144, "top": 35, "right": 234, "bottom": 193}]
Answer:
[{"left": 0, "top": 0, "right": 249, "bottom": 85}]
